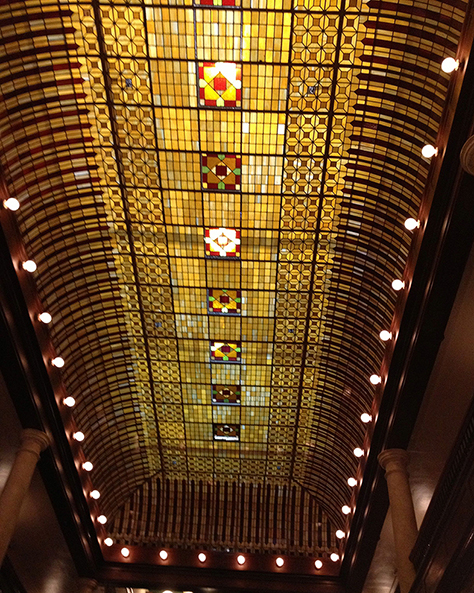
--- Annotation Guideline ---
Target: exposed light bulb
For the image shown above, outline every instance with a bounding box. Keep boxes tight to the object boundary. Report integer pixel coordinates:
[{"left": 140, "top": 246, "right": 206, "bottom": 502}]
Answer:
[
  {"left": 237, "top": 555, "right": 246, "bottom": 565},
  {"left": 335, "top": 530, "right": 345, "bottom": 539},
  {"left": 379, "top": 330, "right": 392, "bottom": 342},
  {"left": 38, "top": 312, "right": 52, "bottom": 324},
  {"left": 198, "top": 553, "right": 207, "bottom": 563},
  {"left": 276, "top": 557, "right": 284, "bottom": 567},
  {"left": 82, "top": 461, "right": 93, "bottom": 472},
  {"left": 121, "top": 547, "right": 130, "bottom": 558},
  {"left": 4, "top": 198, "right": 20, "bottom": 211},
  {"left": 404, "top": 218, "right": 420, "bottom": 231},
  {"left": 392, "top": 279, "right": 405, "bottom": 291},
  {"left": 353, "top": 447, "right": 364, "bottom": 458},
  {"left": 315, "top": 559, "right": 323, "bottom": 569},
  {"left": 104, "top": 537, "right": 113, "bottom": 547},
  {"left": 22, "top": 260, "right": 37, "bottom": 273},
  {"left": 422, "top": 144, "right": 438, "bottom": 158},
  {"left": 370, "top": 374, "right": 381, "bottom": 385},
  {"left": 63, "top": 396, "right": 76, "bottom": 407},
  {"left": 51, "top": 356, "right": 65, "bottom": 368},
  {"left": 330, "top": 553, "right": 340, "bottom": 562},
  {"left": 361, "top": 413, "right": 372, "bottom": 424},
  {"left": 441, "top": 57, "right": 459, "bottom": 73},
  {"left": 347, "top": 477, "right": 357, "bottom": 487},
  {"left": 73, "top": 431, "right": 85, "bottom": 442},
  {"left": 159, "top": 550, "right": 168, "bottom": 560},
  {"left": 341, "top": 505, "right": 351, "bottom": 515},
  {"left": 97, "top": 515, "right": 107, "bottom": 524},
  {"left": 91, "top": 490, "right": 100, "bottom": 500}
]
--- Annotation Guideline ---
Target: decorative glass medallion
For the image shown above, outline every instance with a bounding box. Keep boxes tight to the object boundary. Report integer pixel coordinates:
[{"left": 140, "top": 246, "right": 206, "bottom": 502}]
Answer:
[
  {"left": 213, "top": 423, "right": 240, "bottom": 441},
  {"left": 212, "top": 384, "right": 241, "bottom": 404},
  {"left": 196, "top": 0, "right": 237, "bottom": 5},
  {"left": 210, "top": 341, "right": 241, "bottom": 362},
  {"left": 208, "top": 289, "right": 241, "bottom": 314},
  {"left": 198, "top": 62, "right": 241, "bottom": 107},
  {"left": 205, "top": 228, "right": 240, "bottom": 258},
  {"left": 202, "top": 154, "right": 241, "bottom": 190}
]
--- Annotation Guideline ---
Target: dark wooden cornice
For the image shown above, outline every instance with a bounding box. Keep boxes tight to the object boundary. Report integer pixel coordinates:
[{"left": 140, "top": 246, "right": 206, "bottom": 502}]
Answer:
[{"left": 99, "top": 561, "right": 345, "bottom": 593}]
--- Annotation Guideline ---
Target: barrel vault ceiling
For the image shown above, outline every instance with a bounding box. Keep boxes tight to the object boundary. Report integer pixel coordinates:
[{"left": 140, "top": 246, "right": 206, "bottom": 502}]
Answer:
[{"left": 0, "top": 0, "right": 468, "bottom": 574}]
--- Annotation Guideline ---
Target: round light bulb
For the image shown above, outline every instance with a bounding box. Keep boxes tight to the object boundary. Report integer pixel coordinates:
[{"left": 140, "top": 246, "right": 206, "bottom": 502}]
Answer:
[
  {"left": 422, "top": 144, "right": 438, "bottom": 158},
  {"left": 22, "top": 260, "right": 37, "bottom": 273},
  {"left": 315, "top": 559, "right": 323, "bottom": 569},
  {"left": 370, "top": 374, "right": 381, "bottom": 385},
  {"left": 341, "top": 505, "right": 351, "bottom": 515},
  {"left": 404, "top": 218, "right": 420, "bottom": 231},
  {"left": 198, "top": 553, "right": 207, "bottom": 563},
  {"left": 163, "top": 590, "right": 173, "bottom": 593},
  {"left": 90, "top": 490, "right": 100, "bottom": 500},
  {"left": 51, "top": 356, "right": 65, "bottom": 368},
  {"left": 104, "top": 537, "right": 113, "bottom": 547},
  {"left": 38, "top": 312, "right": 52, "bottom": 324},
  {"left": 4, "top": 198, "right": 20, "bottom": 211},
  {"left": 347, "top": 477, "right": 357, "bottom": 487},
  {"left": 159, "top": 550, "right": 168, "bottom": 560},
  {"left": 441, "top": 57, "right": 459, "bottom": 73},
  {"left": 392, "top": 279, "right": 405, "bottom": 291},
  {"left": 276, "top": 557, "right": 284, "bottom": 567},
  {"left": 237, "top": 555, "right": 245, "bottom": 565},
  {"left": 330, "top": 553, "right": 340, "bottom": 562},
  {"left": 361, "top": 413, "right": 372, "bottom": 423},
  {"left": 82, "top": 461, "right": 93, "bottom": 472},
  {"left": 97, "top": 515, "right": 107, "bottom": 524},
  {"left": 353, "top": 447, "right": 364, "bottom": 458},
  {"left": 379, "top": 330, "right": 392, "bottom": 342},
  {"left": 73, "top": 431, "right": 85, "bottom": 442},
  {"left": 335, "top": 530, "right": 345, "bottom": 539},
  {"left": 121, "top": 547, "right": 130, "bottom": 558},
  {"left": 63, "top": 396, "right": 76, "bottom": 407}
]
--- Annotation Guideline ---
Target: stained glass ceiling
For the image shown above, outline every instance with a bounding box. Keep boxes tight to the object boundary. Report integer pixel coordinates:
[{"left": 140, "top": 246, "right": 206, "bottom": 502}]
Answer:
[{"left": 0, "top": 0, "right": 467, "bottom": 561}]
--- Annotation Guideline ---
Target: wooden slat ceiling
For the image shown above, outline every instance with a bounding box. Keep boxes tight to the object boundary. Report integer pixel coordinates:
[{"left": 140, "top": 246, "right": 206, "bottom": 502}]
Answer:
[{"left": 0, "top": 0, "right": 467, "bottom": 560}]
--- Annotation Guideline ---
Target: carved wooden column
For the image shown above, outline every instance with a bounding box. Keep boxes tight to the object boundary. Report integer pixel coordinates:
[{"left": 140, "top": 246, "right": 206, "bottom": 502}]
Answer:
[
  {"left": 378, "top": 449, "right": 418, "bottom": 593},
  {"left": 0, "top": 428, "right": 50, "bottom": 565},
  {"left": 460, "top": 135, "right": 474, "bottom": 175}
]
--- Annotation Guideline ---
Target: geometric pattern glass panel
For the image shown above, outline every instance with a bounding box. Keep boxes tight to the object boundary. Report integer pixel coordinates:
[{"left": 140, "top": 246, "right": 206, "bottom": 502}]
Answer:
[
  {"left": 202, "top": 153, "right": 241, "bottom": 190},
  {"left": 198, "top": 62, "right": 241, "bottom": 107},
  {"left": 205, "top": 228, "right": 241, "bottom": 258},
  {"left": 213, "top": 423, "right": 240, "bottom": 441},
  {"left": 210, "top": 341, "right": 241, "bottom": 362},
  {"left": 212, "top": 384, "right": 241, "bottom": 404},
  {"left": 208, "top": 289, "right": 241, "bottom": 314}
]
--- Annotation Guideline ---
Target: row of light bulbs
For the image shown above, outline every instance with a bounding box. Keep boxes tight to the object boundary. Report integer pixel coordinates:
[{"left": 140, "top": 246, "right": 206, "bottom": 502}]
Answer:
[
  {"left": 113, "top": 548, "right": 339, "bottom": 568},
  {"left": 338, "top": 214, "right": 423, "bottom": 518}
]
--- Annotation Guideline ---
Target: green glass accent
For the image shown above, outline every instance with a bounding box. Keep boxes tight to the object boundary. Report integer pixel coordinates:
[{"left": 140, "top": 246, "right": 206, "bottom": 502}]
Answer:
[{"left": 218, "top": 181, "right": 225, "bottom": 189}]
